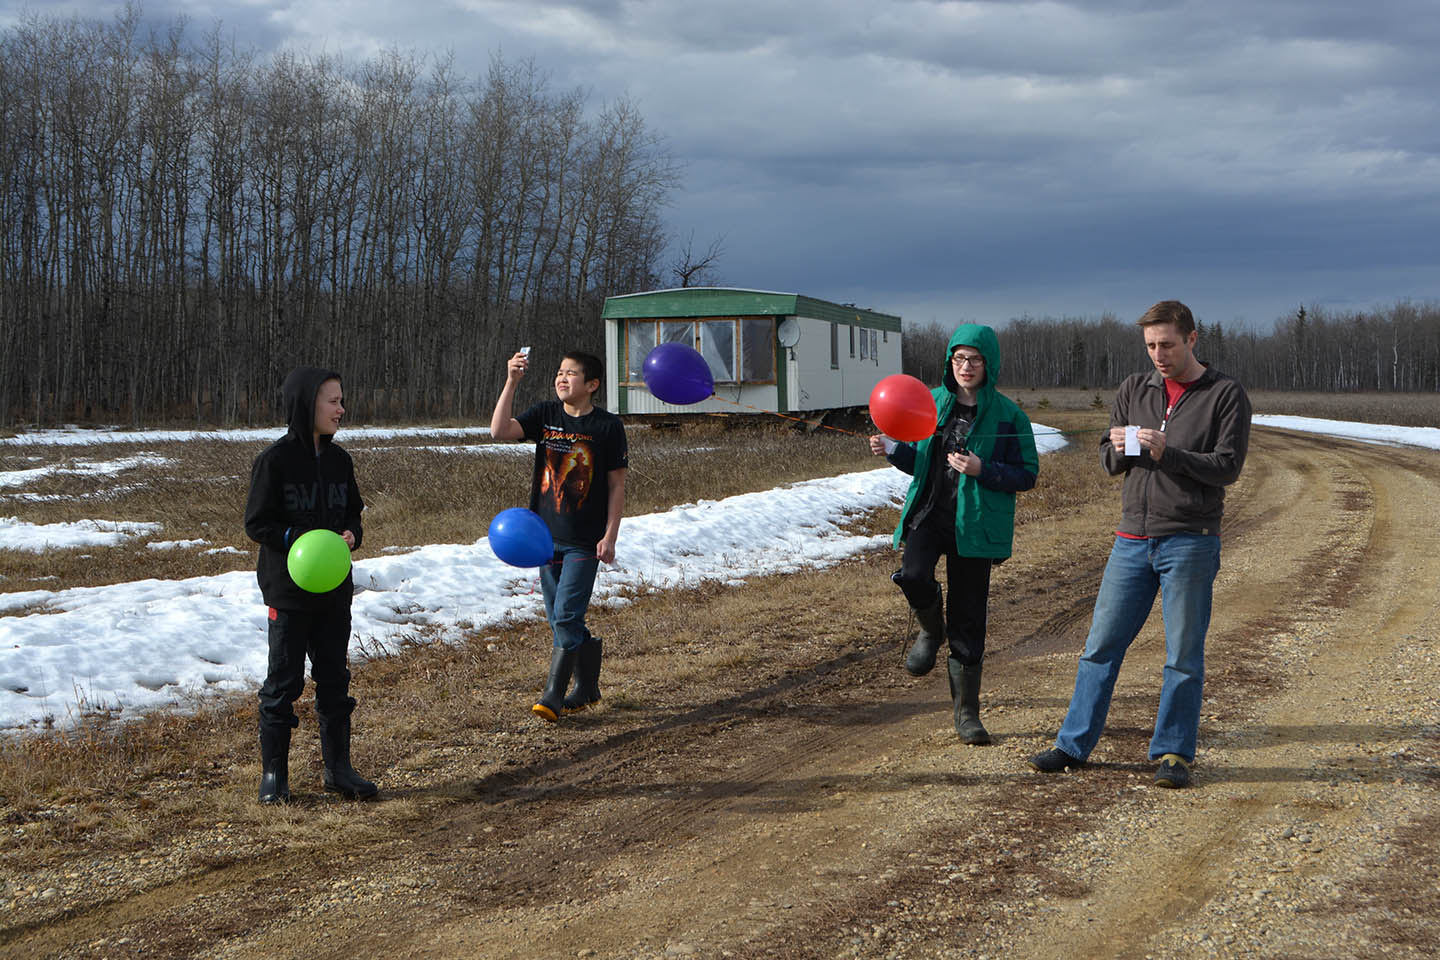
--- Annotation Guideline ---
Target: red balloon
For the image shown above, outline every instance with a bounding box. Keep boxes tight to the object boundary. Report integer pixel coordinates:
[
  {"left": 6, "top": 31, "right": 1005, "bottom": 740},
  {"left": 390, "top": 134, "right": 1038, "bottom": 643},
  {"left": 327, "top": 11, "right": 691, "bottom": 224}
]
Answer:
[{"left": 869, "top": 374, "right": 937, "bottom": 442}]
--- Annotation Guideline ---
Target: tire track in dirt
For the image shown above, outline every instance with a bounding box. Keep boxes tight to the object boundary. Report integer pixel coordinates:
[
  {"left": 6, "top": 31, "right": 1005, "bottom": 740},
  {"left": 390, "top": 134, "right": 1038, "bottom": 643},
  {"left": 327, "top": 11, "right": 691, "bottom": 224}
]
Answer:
[
  {"left": 0, "top": 618, "right": 978, "bottom": 957},
  {"left": 0, "top": 431, "right": 1330, "bottom": 958},
  {"left": 993, "top": 431, "right": 1440, "bottom": 959},
  {"left": 290, "top": 441, "right": 1324, "bottom": 958},
  {"left": 485, "top": 428, "right": 1425, "bottom": 960},
  {"left": 0, "top": 647, "right": 920, "bottom": 956},
  {"left": 697, "top": 428, "right": 1389, "bottom": 959},
  {"left": 6, "top": 430, "right": 1436, "bottom": 959}
]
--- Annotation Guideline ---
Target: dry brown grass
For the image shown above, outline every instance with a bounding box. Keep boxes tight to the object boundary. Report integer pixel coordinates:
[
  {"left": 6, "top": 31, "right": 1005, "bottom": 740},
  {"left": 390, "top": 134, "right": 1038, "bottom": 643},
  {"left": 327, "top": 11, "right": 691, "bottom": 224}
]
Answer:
[
  {"left": 0, "top": 416, "right": 882, "bottom": 854},
  {"left": 0, "top": 418, "right": 881, "bottom": 594},
  {"left": 0, "top": 411, "right": 1106, "bottom": 857},
  {"left": 0, "top": 394, "right": 1372, "bottom": 865},
  {"left": 1248, "top": 390, "right": 1440, "bottom": 428},
  {"left": 1011, "top": 385, "right": 1440, "bottom": 429}
]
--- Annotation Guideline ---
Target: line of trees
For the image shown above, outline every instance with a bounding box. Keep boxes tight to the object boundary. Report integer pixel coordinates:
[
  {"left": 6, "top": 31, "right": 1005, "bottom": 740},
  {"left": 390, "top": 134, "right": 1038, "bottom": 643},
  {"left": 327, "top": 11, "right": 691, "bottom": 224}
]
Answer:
[
  {"left": 904, "top": 301, "right": 1440, "bottom": 393},
  {"left": 1, "top": 8, "right": 677, "bottom": 426}
]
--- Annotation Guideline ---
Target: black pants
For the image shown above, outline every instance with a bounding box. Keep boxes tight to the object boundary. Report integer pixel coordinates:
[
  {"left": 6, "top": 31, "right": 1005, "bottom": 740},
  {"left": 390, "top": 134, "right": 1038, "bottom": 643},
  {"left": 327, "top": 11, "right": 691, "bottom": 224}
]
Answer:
[
  {"left": 257, "top": 606, "right": 356, "bottom": 734},
  {"left": 894, "top": 523, "right": 993, "bottom": 666}
]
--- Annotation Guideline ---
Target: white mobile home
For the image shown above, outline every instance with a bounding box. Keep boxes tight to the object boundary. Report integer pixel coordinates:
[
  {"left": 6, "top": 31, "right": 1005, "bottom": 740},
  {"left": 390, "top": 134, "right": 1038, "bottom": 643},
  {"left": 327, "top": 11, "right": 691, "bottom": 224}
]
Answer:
[{"left": 602, "top": 287, "right": 903, "bottom": 416}]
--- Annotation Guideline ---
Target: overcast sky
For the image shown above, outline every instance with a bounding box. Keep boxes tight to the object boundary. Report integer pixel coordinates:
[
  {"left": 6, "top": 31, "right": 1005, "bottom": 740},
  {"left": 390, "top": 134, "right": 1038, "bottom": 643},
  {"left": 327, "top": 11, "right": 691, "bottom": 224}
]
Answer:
[{"left": 6, "top": 0, "right": 1438, "bottom": 331}]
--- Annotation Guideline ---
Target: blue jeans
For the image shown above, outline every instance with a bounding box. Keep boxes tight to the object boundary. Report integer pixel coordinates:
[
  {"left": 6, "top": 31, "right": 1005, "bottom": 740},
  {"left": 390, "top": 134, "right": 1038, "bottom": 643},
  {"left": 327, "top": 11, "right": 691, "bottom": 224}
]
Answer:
[
  {"left": 1054, "top": 533, "right": 1220, "bottom": 764},
  {"left": 539, "top": 544, "right": 600, "bottom": 651}
]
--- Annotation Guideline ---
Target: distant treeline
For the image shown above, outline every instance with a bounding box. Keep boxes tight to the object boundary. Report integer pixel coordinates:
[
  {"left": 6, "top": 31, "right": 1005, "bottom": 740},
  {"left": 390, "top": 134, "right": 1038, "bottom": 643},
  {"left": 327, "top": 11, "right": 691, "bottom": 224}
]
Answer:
[
  {"left": 903, "top": 301, "right": 1440, "bottom": 394},
  {"left": 1, "top": 9, "right": 675, "bottom": 426}
]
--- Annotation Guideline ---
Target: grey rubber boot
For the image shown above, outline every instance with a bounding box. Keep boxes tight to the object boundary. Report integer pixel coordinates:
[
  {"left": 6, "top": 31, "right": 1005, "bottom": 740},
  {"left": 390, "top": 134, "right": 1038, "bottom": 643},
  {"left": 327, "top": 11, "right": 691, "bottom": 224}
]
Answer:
[
  {"left": 563, "top": 636, "right": 603, "bottom": 712},
  {"left": 904, "top": 597, "right": 945, "bottom": 676},
  {"left": 947, "top": 656, "right": 992, "bottom": 745},
  {"left": 532, "top": 645, "right": 579, "bottom": 722}
]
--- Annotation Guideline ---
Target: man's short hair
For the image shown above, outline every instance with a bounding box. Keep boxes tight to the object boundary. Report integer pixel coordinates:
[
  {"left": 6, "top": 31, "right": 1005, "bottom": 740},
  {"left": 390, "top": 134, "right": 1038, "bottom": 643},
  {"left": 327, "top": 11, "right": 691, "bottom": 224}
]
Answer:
[
  {"left": 1137, "top": 301, "right": 1195, "bottom": 337},
  {"left": 565, "top": 350, "right": 604, "bottom": 384}
]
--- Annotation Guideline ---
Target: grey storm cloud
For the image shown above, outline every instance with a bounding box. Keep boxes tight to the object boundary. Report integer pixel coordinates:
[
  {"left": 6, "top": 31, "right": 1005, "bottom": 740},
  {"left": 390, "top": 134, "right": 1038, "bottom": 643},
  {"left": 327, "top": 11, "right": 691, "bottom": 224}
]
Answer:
[{"left": 3, "top": 0, "right": 1437, "bottom": 326}]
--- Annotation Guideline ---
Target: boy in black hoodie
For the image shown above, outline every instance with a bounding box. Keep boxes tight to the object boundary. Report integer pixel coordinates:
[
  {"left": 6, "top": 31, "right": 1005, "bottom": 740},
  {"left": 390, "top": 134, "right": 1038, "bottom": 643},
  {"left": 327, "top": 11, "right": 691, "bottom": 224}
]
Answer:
[{"left": 243, "top": 366, "right": 376, "bottom": 803}]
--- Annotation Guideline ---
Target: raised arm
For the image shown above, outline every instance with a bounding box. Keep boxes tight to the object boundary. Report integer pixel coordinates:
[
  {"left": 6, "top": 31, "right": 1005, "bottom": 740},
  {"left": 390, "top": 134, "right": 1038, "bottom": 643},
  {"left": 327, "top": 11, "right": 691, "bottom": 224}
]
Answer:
[{"left": 489, "top": 352, "right": 529, "bottom": 442}]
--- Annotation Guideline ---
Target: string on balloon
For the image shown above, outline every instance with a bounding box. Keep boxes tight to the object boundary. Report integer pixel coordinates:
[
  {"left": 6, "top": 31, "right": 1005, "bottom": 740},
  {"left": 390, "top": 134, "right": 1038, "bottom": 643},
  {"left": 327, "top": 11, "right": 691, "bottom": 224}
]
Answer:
[
  {"left": 680, "top": 390, "right": 1107, "bottom": 444},
  {"left": 639, "top": 342, "right": 1107, "bottom": 445}
]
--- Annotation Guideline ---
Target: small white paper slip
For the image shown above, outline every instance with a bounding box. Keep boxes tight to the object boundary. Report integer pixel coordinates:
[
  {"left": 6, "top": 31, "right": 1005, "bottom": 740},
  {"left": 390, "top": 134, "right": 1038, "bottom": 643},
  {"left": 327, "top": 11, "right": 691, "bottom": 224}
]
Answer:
[
  {"left": 519, "top": 346, "right": 531, "bottom": 357},
  {"left": 1124, "top": 425, "right": 1141, "bottom": 455},
  {"left": 881, "top": 436, "right": 897, "bottom": 455}
]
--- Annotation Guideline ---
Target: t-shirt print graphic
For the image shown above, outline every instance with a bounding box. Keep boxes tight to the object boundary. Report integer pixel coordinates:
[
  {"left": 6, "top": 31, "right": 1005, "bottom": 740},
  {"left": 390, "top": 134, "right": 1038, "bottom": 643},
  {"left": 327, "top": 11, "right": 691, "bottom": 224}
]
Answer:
[{"left": 540, "top": 439, "right": 595, "bottom": 515}]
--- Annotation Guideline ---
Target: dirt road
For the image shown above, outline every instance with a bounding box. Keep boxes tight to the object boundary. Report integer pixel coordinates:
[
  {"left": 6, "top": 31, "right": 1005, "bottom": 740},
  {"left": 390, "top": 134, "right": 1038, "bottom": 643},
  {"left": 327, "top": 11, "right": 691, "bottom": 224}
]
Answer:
[{"left": 4, "top": 427, "right": 1438, "bottom": 959}]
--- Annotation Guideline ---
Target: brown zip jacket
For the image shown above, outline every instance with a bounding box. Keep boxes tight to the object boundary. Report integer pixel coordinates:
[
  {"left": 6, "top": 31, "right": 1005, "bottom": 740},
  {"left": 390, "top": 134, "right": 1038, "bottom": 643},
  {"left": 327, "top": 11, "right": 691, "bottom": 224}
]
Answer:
[{"left": 1101, "top": 365, "right": 1252, "bottom": 538}]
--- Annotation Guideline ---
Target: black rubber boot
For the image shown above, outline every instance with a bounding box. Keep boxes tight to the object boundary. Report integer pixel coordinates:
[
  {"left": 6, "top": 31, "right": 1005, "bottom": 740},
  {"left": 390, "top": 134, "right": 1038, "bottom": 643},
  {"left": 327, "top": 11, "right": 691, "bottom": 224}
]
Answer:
[
  {"left": 904, "top": 597, "right": 945, "bottom": 676},
  {"left": 258, "top": 726, "right": 291, "bottom": 805},
  {"left": 948, "top": 656, "right": 992, "bottom": 745},
  {"left": 532, "top": 646, "right": 579, "bottom": 722},
  {"left": 563, "top": 637, "right": 603, "bottom": 713},
  {"left": 320, "top": 715, "right": 378, "bottom": 799}
]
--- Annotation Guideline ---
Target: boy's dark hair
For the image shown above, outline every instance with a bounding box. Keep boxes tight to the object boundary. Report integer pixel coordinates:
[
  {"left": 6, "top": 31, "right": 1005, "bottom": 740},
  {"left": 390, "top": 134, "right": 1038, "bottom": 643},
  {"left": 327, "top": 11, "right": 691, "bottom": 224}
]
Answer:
[
  {"left": 565, "top": 350, "right": 604, "bottom": 385},
  {"left": 1137, "top": 300, "right": 1195, "bottom": 336}
]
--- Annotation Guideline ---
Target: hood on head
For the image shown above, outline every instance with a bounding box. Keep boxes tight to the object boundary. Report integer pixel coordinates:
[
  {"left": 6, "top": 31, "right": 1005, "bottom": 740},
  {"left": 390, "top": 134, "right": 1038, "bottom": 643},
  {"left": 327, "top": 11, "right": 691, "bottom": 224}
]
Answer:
[
  {"left": 942, "top": 323, "right": 1001, "bottom": 394},
  {"left": 282, "top": 365, "right": 342, "bottom": 447}
]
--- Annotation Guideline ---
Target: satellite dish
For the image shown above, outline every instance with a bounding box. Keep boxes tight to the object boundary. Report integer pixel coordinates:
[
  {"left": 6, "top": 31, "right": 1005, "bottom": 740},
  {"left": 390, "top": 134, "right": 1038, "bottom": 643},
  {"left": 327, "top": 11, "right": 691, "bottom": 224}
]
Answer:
[{"left": 777, "top": 317, "right": 801, "bottom": 347}]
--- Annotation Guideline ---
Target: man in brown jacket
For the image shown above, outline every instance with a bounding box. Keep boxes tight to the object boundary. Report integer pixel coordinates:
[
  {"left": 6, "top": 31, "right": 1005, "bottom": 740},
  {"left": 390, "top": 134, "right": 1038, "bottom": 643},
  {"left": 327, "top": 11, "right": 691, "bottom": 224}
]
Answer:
[{"left": 1029, "top": 301, "right": 1252, "bottom": 788}]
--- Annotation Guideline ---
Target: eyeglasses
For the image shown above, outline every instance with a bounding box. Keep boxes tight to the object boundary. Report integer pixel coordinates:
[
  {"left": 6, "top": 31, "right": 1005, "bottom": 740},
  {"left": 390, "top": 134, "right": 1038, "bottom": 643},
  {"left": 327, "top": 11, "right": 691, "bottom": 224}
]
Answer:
[{"left": 951, "top": 354, "right": 985, "bottom": 368}]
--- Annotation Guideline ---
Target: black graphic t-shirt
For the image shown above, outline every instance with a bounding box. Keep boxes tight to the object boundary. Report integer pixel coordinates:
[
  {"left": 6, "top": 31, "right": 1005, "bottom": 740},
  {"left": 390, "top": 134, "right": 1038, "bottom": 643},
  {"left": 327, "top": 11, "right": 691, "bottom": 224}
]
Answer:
[
  {"left": 907, "top": 403, "right": 976, "bottom": 534},
  {"left": 516, "top": 400, "right": 629, "bottom": 548}
]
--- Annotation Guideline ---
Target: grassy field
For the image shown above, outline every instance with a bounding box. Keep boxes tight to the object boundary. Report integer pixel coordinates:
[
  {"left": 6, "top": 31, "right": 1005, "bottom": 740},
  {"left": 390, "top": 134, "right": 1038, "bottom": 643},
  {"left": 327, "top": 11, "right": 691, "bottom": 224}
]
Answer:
[
  {"left": 0, "top": 417, "right": 894, "bottom": 593},
  {"left": 0, "top": 388, "right": 1416, "bottom": 861},
  {"left": 1246, "top": 390, "right": 1440, "bottom": 427},
  {"left": 1009, "top": 386, "right": 1440, "bottom": 427},
  {"left": 0, "top": 407, "right": 1109, "bottom": 843}
]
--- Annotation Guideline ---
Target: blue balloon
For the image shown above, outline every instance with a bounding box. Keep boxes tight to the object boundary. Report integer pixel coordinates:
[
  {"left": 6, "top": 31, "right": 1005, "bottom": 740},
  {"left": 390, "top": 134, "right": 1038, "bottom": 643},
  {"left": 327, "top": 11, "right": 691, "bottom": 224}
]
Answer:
[
  {"left": 643, "top": 342, "right": 715, "bottom": 405},
  {"left": 488, "top": 508, "right": 554, "bottom": 568}
]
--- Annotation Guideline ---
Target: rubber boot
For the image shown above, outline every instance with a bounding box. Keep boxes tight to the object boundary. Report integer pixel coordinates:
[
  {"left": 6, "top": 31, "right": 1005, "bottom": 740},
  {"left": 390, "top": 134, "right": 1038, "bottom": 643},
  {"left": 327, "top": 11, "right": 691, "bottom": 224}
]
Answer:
[
  {"left": 947, "top": 656, "right": 992, "bottom": 745},
  {"left": 532, "top": 646, "right": 579, "bottom": 722},
  {"left": 563, "top": 636, "right": 603, "bottom": 713},
  {"left": 904, "top": 597, "right": 945, "bottom": 676},
  {"left": 320, "top": 715, "right": 379, "bottom": 799},
  {"left": 258, "top": 726, "right": 291, "bottom": 805}
]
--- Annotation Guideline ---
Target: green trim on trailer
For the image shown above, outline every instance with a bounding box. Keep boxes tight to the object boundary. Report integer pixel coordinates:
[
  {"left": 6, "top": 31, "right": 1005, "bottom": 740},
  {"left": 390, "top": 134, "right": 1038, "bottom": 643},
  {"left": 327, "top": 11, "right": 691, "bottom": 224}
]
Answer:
[
  {"left": 793, "top": 295, "right": 902, "bottom": 333},
  {"left": 603, "top": 287, "right": 901, "bottom": 333}
]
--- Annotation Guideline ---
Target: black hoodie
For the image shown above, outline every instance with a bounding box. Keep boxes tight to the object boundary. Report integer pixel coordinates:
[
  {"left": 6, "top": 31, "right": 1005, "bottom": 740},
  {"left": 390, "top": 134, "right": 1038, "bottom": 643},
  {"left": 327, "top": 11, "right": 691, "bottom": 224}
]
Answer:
[{"left": 243, "top": 366, "right": 364, "bottom": 611}]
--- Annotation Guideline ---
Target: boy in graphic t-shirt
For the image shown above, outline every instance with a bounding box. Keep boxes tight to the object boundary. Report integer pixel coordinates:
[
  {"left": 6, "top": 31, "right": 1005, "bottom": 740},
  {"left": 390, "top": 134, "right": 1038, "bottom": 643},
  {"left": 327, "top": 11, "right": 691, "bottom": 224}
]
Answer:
[{"left": 490, "top": 349, "right": 628, "bottom": 721}]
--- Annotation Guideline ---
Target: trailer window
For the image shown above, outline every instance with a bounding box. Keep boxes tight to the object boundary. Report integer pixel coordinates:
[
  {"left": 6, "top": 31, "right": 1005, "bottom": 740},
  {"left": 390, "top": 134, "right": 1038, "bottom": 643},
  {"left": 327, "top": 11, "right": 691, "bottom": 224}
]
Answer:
[
  {"left": 741, "top": 317, "right": 775, "bottom": 381},
  {"left": 626, "top": 321, "right": 656, "bottom": 381},
  {"left": 701, "top": 320, "right": 735, "bottom": 382},
  {"left": 624, "top": 317, "right": 775, "bottom": 385}
]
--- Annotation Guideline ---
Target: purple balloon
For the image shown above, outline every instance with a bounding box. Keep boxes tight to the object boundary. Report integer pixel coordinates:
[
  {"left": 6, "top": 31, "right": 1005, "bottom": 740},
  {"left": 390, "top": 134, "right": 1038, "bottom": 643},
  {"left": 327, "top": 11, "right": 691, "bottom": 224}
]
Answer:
[{"left": 643, "top": 342, "right": 715, "bottom": 406}]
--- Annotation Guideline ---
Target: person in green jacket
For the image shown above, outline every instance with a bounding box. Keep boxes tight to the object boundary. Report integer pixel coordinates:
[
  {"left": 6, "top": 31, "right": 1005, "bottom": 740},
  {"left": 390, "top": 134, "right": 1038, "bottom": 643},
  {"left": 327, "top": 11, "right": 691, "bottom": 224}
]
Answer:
[{"left": 869, "top": 323, "right": 1039, "bottom": 744}]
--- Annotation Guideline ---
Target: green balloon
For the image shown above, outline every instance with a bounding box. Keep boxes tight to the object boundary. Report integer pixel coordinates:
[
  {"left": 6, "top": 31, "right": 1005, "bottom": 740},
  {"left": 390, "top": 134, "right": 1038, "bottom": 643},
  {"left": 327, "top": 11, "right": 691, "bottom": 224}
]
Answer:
[{"left": 286, "top": 529, "right": 352, "bottom": 593}]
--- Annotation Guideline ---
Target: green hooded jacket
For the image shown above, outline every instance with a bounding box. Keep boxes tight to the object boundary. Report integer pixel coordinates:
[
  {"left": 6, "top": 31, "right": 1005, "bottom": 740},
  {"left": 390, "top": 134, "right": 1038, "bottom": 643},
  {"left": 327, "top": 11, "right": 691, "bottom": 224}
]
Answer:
[{"left": 887, "top": 324, "right": 1039, "bottom": 559}]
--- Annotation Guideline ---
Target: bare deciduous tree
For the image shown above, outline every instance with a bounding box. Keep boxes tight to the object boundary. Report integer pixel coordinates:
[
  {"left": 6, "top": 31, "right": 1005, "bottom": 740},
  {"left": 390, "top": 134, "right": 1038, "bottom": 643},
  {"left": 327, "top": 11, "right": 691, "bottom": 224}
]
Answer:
[
  {"left": 670, "top": 231, "right": 725, "bottom": 288},
  {"left": 0, "top": 11, "right": 678, "bottom": 425}
]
